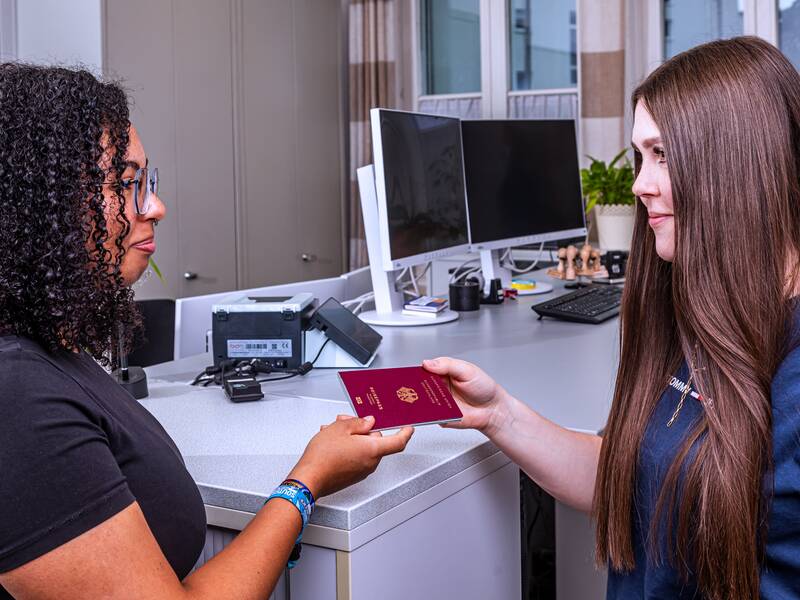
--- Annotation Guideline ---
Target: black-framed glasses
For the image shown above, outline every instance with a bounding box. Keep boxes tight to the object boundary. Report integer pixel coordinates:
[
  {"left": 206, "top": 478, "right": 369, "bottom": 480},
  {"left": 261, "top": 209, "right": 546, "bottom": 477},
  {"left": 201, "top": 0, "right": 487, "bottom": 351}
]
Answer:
[{"left": 121, "top": 166, "right": 159, "bottom": 215}]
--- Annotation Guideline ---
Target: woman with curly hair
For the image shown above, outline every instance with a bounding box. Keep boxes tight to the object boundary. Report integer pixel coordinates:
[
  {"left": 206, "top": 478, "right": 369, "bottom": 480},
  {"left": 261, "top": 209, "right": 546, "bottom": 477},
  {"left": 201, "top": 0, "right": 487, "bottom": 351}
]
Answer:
[
  {"left": 0, "top": 64, "right": 412, "bottom": 599},
  {"left": 426, "top": 36, "right": 800, "bottom": 599}
]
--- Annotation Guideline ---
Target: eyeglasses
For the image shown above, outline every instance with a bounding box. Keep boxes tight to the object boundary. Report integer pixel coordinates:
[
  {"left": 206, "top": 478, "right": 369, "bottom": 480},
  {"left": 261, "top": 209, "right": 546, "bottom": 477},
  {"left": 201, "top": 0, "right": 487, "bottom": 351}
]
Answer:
[{"left": 121, "top": 166, "right": 159, "bottom": 215}]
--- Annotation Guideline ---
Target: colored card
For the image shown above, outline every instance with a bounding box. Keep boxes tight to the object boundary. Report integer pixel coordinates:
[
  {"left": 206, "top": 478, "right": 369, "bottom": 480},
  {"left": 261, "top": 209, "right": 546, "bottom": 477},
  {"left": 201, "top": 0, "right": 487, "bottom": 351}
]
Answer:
[{"left": 338, "top": 366, "right": 463, "bottom": 431}]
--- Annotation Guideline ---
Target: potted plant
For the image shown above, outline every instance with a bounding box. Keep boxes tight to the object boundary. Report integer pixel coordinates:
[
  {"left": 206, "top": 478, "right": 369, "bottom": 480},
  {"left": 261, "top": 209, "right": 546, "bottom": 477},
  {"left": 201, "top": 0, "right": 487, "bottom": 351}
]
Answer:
[{"left": 581, "top": 149, "right": 636, "bottom": 251}]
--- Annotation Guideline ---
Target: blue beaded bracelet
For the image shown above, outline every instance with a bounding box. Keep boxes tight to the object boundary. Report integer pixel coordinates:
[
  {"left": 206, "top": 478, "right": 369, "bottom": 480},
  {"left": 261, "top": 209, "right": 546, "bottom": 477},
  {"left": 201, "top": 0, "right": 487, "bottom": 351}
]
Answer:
[{"left": 267, "top": 479, "right": 315, "bottom": 569}]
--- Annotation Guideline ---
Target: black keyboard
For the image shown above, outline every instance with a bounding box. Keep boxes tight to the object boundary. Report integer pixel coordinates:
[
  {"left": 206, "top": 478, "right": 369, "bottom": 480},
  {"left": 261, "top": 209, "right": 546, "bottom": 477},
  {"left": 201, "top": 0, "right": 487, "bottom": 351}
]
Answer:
[{"left": 532, "top": 285, "right": 623, "bottom": 324}]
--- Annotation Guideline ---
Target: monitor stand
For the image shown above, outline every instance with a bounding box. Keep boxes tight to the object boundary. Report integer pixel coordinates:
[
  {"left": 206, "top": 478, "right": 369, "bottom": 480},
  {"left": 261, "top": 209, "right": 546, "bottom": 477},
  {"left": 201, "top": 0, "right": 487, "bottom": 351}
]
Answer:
[
  {"left": 479, "top": 249, "right": 513, "bottom": 295},
  {"left": 479, "top": 248, "right": 553, "bottom": 296},
  {"left": 355, "top": 165, "right": 459, "bottom": 327}
]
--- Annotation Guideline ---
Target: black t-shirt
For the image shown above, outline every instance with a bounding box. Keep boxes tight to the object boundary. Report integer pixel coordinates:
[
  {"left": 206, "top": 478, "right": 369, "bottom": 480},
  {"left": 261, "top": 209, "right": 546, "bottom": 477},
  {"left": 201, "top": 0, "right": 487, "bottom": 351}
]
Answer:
[{"left": 0, "top": 335, "right": 206, "bottom": 597}]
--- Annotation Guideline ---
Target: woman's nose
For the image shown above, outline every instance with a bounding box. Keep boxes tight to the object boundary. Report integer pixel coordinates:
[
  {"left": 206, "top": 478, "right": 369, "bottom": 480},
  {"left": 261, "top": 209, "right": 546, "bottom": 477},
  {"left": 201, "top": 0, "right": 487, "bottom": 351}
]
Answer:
[
  {"left": 632, "top": 165, "right": 659, "bottom": 199},
  {"left": 142, "top": 193, "right": 166, "bottom": 222}
]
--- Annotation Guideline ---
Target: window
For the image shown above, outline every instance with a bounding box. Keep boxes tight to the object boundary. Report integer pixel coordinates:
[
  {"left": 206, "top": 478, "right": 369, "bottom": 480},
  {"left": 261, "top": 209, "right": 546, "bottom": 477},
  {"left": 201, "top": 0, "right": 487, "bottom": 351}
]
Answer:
[
  {"left": 415, "top": 0, "right": 578, "bottom": 120},
  {"left": 508, "top": 0, "right": 577, "bottom": 91},
  {"left": 663, "top": 0, "right": 744, "bottom": 59},
  {"left": 779, "top": 0, "right": 800, "bottom": 68},
  {"left": 420, "top": 0, "right": 481, "bottom": 95}
]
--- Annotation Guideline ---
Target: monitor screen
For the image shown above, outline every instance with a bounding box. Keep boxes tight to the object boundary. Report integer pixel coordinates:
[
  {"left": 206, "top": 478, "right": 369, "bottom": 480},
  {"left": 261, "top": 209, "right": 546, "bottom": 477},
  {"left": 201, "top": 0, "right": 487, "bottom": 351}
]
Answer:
[
  {"left": 375, "top": 110, "right": 469, "bottom": 262},
  {"left": 461, "top": 120, "right": 586, "bottom": 245}
]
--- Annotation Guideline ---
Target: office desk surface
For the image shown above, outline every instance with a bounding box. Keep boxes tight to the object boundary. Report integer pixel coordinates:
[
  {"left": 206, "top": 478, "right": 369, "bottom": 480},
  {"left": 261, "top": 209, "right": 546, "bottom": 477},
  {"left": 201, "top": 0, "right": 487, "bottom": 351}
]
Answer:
[{"left": 142, "top": 275, "right": 619, "bottom": 541}]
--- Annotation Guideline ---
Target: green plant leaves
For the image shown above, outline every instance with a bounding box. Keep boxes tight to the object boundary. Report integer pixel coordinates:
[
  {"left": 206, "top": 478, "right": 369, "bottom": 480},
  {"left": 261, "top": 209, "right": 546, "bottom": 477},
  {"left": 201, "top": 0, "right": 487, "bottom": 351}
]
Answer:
[
  {"left": 580, "top": 149, "right": 636, "bottom": 213},
  {"left": 148, "top": 258, "right": 164, "bottom": 283}
]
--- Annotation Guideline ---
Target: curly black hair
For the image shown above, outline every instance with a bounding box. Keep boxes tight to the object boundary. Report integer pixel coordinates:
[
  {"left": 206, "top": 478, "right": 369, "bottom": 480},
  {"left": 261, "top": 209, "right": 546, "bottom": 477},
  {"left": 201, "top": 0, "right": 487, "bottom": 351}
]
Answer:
[{"left": 0, "top": 63, "right": 141, "bottom": 363}]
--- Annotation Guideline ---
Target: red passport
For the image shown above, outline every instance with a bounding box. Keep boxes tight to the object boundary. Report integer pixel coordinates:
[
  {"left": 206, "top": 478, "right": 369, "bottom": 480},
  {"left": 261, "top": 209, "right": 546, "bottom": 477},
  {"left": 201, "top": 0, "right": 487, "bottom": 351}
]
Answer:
[{"left": 338, "top": 366, "right": 463, "bottom": 431}]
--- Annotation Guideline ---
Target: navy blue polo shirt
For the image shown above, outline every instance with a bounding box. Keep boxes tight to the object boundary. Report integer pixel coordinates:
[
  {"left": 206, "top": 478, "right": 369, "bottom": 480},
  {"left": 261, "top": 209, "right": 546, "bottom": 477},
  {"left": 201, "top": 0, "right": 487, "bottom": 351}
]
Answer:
[{"left": 607, "top": 342, "right": 800, "bottom": 598}]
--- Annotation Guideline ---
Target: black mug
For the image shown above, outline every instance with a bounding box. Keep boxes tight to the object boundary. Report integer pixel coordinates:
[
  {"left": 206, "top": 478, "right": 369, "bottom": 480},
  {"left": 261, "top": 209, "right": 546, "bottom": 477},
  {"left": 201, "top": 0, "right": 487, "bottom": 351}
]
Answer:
[{"left": 449, "top": 279, "right": 481, "bottom": 311}]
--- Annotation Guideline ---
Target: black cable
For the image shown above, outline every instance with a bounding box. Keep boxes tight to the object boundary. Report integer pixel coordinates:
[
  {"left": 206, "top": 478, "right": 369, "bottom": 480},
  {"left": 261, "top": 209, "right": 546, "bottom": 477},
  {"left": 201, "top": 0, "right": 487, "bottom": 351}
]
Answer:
[
  {"left": 220, "top": 359, "right": 238, "bottom": 384},
  {"left": 250, "top": 359, "right": 311, "bottom": 378},
  {"left": 191, "top": 354, "right": 316, "bottom": 388},
  {"left": 256, "top": 372, "right": 300, "bottom": 383},
  {"left": 310, "top": 337, "right": 331, "bottom": 365},
  {"left": 220, "top": 362, "right": 236, "bottom": 388},
  {"left": 191, "top": 366, "right": 220, "bottom": 386}
]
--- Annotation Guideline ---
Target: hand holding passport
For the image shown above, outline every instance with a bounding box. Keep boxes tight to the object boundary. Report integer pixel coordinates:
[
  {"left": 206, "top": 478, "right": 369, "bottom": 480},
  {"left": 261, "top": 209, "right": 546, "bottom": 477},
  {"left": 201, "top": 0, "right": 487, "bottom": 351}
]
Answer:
[{"left": 339, "top": 366, "right": 463, "bottom": 431}]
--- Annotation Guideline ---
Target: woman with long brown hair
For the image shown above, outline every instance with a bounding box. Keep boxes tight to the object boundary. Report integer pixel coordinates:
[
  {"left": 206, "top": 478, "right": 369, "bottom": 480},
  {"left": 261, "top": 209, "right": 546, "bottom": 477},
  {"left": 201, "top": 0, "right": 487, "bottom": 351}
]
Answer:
[{"left": 425, "top": 36, "right": 800, "bottom": 599}]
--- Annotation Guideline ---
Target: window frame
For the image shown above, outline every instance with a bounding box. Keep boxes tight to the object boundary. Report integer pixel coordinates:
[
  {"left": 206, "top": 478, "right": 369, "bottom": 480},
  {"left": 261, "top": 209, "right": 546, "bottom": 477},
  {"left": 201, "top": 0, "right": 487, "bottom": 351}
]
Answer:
[
  {"left": 645, "top": 0, "right": 777, "bottom": 70},
  {"left": 412, "top": 0, "right": 579, "bottom": 119}
]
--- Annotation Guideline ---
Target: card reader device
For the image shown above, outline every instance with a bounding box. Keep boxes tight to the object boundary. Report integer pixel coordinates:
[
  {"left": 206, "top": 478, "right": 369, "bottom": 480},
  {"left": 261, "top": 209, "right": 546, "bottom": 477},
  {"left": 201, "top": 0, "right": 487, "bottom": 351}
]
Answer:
[
  {"left": 306, "top": 298, "right": 382, "bottom": 366},
  {"left": 223, "top": 375, "right": 265, "bottom": 403},
  {"left": 211, "top": 293, "right": 315, "bottom": 369}
]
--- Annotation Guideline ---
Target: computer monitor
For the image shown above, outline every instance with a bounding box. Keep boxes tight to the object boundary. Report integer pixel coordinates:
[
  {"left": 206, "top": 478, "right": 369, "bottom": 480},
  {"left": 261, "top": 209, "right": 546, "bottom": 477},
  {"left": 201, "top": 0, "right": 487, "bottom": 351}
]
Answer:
[
  {"left": 370, "top": 108, "right": 471, "bottom": 271},
  {"left": 461, "top": 119, "right": 587, "bottom": 251}
]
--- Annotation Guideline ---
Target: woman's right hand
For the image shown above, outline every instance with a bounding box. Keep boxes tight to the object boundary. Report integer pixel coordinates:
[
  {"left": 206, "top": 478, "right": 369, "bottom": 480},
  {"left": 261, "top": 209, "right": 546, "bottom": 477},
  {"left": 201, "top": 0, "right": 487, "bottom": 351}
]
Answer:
[
  {"left": 422, "top": 357, "right": 507, "bottom": 436},
  {"left": 289, "top": 416, "right": 413, "bottom": 499}
]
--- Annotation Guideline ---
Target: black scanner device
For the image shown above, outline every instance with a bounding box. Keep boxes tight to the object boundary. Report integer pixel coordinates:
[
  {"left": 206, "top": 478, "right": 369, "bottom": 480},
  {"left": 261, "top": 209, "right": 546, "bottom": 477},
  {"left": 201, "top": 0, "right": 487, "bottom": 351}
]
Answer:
[
  {"left": 308, "top": 297, "right": 382, "bottom": 365},
  {"left": 211, "top": 293, "right": 315, "bottom": 369}
]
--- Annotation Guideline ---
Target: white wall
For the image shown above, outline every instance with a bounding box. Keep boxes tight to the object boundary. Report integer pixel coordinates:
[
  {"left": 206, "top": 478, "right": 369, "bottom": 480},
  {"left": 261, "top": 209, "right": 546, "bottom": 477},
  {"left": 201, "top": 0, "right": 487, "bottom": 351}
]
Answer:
[{"left": 15, "top": 0, "right": 102, "bottom": 72}]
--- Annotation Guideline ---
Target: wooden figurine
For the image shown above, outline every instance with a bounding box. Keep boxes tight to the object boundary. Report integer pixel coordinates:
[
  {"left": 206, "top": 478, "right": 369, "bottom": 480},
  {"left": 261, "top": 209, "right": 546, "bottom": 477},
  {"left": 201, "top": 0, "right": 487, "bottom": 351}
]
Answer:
[
  {"left": 565, "top": 245, "right": 577, "bottom": 280},
  {"left": 557, "top": 247, "right": 566, "bottom": 277},
  {"left": 546, "top": 247, "right": 568, "bottom": 279},
  {"left": 547, "top": 242, "right": 609, "bottom": 280},
  {"left": 577, "top": 243, "right": 593, "bottom": 277},
  {"left": 590, "top": 249, "right": 609, "bottom": 278}
]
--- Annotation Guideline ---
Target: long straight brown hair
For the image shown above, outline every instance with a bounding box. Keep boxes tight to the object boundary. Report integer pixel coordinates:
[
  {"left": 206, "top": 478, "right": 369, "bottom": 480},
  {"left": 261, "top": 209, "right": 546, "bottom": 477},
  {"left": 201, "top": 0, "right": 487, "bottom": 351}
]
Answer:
[{"left": 593, "top": 37, "right": 800, "bottom": 599}]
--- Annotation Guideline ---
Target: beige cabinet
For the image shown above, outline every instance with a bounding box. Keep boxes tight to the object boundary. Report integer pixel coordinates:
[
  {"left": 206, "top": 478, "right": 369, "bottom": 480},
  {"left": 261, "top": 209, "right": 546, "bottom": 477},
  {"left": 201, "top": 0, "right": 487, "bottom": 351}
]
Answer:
[{"left": 104, "top": 0, "right": 344, "bottom": 299}]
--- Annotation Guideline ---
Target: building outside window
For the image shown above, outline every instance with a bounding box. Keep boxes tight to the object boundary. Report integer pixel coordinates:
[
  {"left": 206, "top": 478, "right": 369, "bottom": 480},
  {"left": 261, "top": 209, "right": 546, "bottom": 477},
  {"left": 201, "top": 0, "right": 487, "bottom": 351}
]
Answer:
[
  {"left": 663, "top": 0, "right": 744, "bottom": 58},
  {"left": 416, "top": 0, "right": 792, "bottom": 123},
  {"left": 508, "top": 0, "right": 577, "bottom": 91},
  {"left": 779, "top": 0, "right": 800, "bottom": 67},
  {"left": 417, "top": 1, "right": 577, "bottom": 121},
  {"left": 420, "top": 0, "right": 481, "bottom": 95}
]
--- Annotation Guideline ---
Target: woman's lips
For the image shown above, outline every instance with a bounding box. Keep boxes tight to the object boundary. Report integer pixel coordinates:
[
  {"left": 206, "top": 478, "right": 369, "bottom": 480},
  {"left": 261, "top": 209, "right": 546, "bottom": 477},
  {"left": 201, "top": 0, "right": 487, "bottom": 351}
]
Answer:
[
  {"left": 132, "top": 239, "right": 156, "bottom": 254},
  {"left": 648, "top": 214, "right": 672, "bottom": 227}
]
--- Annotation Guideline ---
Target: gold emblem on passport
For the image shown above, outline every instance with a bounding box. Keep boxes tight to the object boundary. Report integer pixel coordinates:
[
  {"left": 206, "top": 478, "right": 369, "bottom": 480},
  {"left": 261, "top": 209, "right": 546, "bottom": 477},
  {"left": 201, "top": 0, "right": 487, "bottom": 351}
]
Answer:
[{"left": 396, "top": 386, "right": 419, "bottom": 404}]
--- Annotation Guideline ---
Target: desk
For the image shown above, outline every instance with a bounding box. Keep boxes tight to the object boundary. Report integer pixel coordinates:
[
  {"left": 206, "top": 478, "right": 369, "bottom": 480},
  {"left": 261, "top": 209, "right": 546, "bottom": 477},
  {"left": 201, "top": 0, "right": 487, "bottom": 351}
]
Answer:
[{"left": 142, "top": 271, "right": 617, "bottom": 599}]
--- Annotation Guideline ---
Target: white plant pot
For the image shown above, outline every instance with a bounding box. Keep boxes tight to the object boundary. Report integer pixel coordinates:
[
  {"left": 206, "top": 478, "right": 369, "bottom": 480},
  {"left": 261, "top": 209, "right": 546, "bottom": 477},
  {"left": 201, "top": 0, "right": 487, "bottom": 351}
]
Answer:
[{"left": 595, "top": 204, "right": 635, "bottom": 251}]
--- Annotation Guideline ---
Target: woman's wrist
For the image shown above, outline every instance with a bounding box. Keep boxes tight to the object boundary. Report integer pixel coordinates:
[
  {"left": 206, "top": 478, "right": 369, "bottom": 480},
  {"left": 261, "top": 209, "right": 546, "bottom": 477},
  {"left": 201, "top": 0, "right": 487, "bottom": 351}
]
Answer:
[
  {"left": 287, "top": 464, "right": 323, "bottom": 500},
  {"left": 481, "top": 386, "right": 514, "bottom": 439},
  {"left": 266, "top": 477, "right": 317, "bottom": 569}
]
